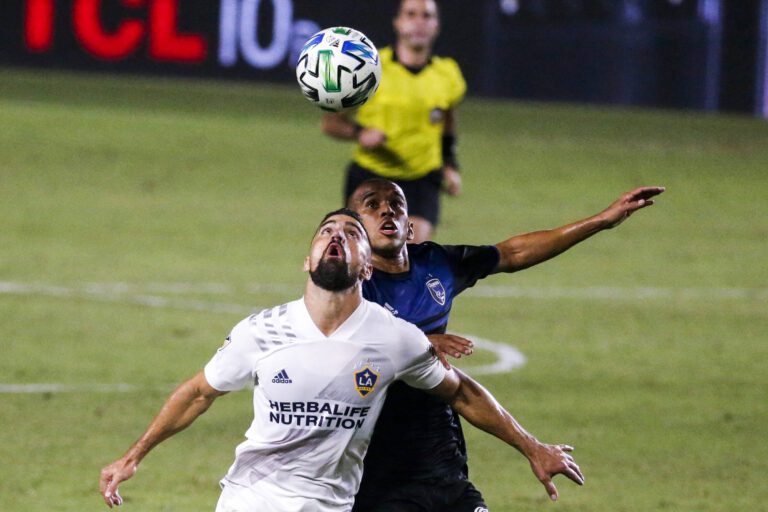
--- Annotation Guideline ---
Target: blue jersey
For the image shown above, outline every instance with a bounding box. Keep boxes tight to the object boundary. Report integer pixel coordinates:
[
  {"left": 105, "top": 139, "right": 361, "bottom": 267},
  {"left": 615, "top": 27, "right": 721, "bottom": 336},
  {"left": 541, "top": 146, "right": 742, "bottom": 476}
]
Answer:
[{"left": 356, "top": 242, "right": 500, "bottom": 488}]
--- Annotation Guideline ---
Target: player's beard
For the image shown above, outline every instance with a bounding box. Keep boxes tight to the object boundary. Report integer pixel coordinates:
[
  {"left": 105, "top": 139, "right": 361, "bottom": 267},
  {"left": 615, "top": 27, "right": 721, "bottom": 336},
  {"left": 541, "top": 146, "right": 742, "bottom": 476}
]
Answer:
[{"left": 309, "top": 259, "right": 357, "bottom": 291}]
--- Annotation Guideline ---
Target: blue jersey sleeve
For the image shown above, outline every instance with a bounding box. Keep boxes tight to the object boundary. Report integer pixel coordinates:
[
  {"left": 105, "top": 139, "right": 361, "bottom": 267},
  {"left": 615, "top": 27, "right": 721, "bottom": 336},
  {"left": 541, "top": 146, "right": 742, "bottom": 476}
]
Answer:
[{"left": 440, "top": 244, "right": 500, "bottom": 294}]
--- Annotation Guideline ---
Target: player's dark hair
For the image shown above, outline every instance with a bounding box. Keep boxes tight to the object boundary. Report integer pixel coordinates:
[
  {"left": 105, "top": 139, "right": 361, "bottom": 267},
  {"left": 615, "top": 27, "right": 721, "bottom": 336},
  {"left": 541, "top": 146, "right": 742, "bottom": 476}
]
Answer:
[
  {"left": 395, "top": 0, "right": 440, "bottom": 17},
  {"left": 351, "top": 178, "right": 398, "bottom": 194},
  {"left": 317, "top": 208, "right": 369, "bottom": 240},
  {"left": 348, "top": 179, "right": 409, "bottom": 211}
]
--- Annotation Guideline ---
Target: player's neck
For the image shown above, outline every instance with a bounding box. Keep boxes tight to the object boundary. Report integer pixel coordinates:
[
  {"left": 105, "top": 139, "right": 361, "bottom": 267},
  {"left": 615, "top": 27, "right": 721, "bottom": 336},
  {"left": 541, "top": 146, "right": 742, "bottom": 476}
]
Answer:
[
  {"left": 395, "top": 42, "right": 431, "bottom": 68},
  {"left": 372, "top": 250, "right": 410, "bottom": 274},
  {"left": 303, "top": 283, "right": 363, "bottom": 337}
]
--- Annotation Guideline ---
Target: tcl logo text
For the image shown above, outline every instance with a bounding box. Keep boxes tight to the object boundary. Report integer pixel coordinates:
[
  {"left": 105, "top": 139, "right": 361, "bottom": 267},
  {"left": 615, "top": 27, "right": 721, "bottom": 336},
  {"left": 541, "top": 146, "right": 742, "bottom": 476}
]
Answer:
[{"left": 24, "top": 0, "right": 319, "bottom": 69}]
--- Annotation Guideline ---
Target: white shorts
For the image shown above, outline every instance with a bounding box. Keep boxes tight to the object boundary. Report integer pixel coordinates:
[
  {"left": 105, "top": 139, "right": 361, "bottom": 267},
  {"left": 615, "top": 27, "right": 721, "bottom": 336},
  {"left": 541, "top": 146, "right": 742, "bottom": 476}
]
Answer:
[
  {"left": 215, "top": 481, "right": 255, "bottom": 512},
  {"left": 215, "top": 480, "right": 344, "bottom": 512}
]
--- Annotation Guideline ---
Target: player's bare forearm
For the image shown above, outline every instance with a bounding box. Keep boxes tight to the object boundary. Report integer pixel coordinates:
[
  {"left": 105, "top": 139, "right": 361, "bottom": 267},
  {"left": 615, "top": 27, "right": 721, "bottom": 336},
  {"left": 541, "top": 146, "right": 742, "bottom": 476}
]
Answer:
[
  {"left": 321, "top": 112, "right": 358, "bottom": 140},
  {"left": 128, "top": 371, "right": 222, "bottom": 460},
  {"left": 493, "top": 215, "right": 607, "bottom": 273},
  {"left": 322, "top": 112, "right": 386, "bottom": 148},
  {"left": 446, "top": 369, "right": 539, "bottom": 455},
  {"left": 493, "top": 186, "right": 665, "bottom": 273},
  {"left": 100, "top": 371, "right": 224, "bottom": 507},
  {"left": 439, "top": 369, "right": 585, "bottom": 501}
]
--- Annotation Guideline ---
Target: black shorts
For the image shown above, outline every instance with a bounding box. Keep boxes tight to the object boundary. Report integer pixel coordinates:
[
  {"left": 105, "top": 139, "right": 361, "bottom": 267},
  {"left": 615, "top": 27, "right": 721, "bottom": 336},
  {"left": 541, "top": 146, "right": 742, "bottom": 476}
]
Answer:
[
  {"left": 344, "top": 162, "right": 443, "bottom": 226},
  {"left": 352, "top": 475, "right": 488, "bottom": 512}
]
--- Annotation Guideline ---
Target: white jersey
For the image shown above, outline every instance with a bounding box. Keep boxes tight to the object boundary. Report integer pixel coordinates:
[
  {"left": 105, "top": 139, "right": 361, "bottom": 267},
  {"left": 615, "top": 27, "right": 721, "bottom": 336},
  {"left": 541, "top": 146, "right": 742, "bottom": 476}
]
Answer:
[{"left": 204, "top": 298, "right": 446, "bottom": 512}]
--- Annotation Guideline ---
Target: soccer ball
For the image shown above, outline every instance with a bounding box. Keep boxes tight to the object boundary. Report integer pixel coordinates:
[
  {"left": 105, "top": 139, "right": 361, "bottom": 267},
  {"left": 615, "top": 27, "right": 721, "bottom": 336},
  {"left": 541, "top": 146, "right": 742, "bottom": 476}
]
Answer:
[{"left": 296, "top": 27, "right": 382, "bottom": 112}]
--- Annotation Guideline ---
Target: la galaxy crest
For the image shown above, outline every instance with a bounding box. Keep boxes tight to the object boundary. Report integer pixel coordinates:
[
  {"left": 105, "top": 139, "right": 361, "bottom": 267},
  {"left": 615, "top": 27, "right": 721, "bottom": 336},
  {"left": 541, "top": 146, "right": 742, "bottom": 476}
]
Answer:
[
  {"left": 354, "top": 366, "right": 379, "bottom": 398},
  {"left": 426, "top": 278, "right": 446, "bottom": 306}
]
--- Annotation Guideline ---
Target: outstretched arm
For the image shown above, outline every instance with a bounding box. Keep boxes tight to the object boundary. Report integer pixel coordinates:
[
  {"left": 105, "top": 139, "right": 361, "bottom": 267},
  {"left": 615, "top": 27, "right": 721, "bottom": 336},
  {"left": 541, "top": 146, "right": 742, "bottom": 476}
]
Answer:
[
  {"left": 427, "top": 368, "right": 584, "bottom": 501},
  {"left": 493, "top": 186, "right": 665, "bottom": 273},
  {"left": 99, "top": 371, "right": 225, "bottom": 508}
]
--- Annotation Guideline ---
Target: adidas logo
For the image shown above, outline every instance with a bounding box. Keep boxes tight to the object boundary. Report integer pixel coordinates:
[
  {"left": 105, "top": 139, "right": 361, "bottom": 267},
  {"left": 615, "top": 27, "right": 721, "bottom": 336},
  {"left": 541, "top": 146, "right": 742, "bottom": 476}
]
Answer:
[{"left": 271, "top": 369, "right": 293, "bottom": 384}]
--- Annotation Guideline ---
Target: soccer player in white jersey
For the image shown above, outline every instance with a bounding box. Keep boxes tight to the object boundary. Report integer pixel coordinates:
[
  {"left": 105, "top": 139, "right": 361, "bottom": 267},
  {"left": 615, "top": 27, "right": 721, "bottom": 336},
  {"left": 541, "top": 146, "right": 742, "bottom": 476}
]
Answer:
[{"left": 99, "top": 209, "right": 584, "bottom": 511}]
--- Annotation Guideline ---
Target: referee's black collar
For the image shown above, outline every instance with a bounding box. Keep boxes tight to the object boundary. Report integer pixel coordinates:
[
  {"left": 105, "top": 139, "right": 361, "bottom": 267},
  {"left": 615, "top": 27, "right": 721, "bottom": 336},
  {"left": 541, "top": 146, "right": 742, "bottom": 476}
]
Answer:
[{"left": 392, "top": 48, "right": 432, "bottom": 75}]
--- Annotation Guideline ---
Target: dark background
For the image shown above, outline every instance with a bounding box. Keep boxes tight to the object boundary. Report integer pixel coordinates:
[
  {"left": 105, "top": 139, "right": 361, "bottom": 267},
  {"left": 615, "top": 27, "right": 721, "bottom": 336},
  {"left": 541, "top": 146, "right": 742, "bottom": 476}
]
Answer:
[{"left": 2, "top": 0, "right": 766, "bottom": 115}]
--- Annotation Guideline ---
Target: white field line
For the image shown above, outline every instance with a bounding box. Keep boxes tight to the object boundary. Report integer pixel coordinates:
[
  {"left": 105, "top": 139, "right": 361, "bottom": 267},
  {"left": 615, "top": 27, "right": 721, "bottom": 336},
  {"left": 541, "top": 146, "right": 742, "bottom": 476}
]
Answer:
[
  {"left": 0, "top": 281, "right": 252, "bottom": 314},
  {"left": 450, "top": 333, "right": 526, "bottom": 376},
  {"left": 466, "top": 285, "right": 768, "bottom": 301},
  {"left": 0, "top": 334, "right": 523, "bottom": 394},
  {"left": 0, "top": 281, "right": 529, "bottom": 393},
  {"left": 2, "top": 281, "right": 765, "bottom": 303},
  {"left": 0, "top": 383, "right": 140, "bottom": 393},
  {"left": 2, "top": 280, "right": 764, "bottom": 394}
]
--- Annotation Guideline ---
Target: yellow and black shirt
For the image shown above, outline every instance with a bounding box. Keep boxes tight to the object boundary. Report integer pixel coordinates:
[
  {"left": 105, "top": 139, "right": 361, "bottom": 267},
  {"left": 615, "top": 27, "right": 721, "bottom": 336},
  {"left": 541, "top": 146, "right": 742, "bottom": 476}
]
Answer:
[{"left": 353, "top": 47, "right": 466, "bottom": 180}]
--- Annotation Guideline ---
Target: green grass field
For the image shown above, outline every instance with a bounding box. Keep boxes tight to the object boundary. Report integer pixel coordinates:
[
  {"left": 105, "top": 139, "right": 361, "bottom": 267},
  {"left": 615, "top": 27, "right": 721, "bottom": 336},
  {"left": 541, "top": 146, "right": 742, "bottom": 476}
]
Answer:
[{"left": 1, "top": 67, "right": 766, "bottom": 511}]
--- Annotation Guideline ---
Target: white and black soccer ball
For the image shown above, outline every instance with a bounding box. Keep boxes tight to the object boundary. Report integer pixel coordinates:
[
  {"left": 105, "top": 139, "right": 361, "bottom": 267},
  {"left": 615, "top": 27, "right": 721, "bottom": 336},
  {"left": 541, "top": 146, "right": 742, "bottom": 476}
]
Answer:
[{"left": 296, "top": 27, "right": 382, "bottom": 112}]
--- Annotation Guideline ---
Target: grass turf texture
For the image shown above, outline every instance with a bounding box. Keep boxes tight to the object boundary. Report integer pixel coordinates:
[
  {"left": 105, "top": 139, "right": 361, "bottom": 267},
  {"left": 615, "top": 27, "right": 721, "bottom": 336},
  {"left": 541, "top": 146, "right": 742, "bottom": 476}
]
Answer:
[{"left": 1, "top": 68, "right": 766, "bottom": 511}]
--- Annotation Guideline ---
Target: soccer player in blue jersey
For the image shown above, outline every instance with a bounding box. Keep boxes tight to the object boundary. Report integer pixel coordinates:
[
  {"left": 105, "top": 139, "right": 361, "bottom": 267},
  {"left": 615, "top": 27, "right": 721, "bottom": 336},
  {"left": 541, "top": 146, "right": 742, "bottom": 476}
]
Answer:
[{"left": 348, "top": 179, "right": 665, "bottom": 511}]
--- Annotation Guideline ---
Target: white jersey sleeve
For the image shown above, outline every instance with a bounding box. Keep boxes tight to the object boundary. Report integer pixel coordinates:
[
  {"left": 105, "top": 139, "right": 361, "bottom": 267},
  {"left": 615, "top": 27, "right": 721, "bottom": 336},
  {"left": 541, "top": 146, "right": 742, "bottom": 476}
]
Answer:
[
  {"left": 393, "top": 320, "right": 446, "bottom": 390},
  {"left": 204, "top": 316, "right": 260, "bottom": 392}
]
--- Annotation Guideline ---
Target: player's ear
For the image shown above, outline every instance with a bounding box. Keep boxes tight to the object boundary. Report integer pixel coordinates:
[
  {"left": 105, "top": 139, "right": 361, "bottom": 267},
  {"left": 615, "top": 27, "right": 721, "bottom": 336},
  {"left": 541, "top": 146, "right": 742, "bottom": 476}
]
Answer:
[
  {"left": 303, "top": 255, "right": 311, "bottom": 272},
  {"left": 406, "top": 221, "right": 415, "bottom": 241},
  {"left": 361, "top": 262, "right": 373, "bottom": 282}
]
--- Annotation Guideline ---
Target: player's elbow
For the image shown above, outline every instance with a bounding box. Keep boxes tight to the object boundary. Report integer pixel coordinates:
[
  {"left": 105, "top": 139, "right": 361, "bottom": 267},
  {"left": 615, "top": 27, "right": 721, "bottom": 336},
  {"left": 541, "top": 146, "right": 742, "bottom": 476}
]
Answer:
[
  {"left": 191, "top": 393, "right": 219, "bottom": 415},
  {"left": 443, "top": 369, "right": 477, "bottom": 410},
  {"left": 424, "top": 370, "right": 462, "bottom": 404},
  {"left": 494, "top": 241, "right": 541, "bottom": 274}
]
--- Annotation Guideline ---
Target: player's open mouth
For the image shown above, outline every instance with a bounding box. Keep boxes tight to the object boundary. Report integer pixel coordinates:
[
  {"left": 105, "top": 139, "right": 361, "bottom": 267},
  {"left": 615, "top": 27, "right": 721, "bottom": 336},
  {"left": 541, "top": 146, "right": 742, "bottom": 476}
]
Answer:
[
  {"left": 380, "top": 221, "right": 398, "bottom": 236},
  {"left": 325, "top": 242, "right": 344, "bottom": 260}
]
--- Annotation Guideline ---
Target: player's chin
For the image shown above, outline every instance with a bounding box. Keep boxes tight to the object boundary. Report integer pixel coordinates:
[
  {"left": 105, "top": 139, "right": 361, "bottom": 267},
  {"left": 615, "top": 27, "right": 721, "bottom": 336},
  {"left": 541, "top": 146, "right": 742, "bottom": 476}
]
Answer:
[
  {"left": 408, "top": 34, "right": 436, "bottom": 48},
  {"left": 376, "top": 229, "right": 400, "bottom": 241},
  {"left": 372, "top": 240, "right": 403, "bottom": 258}
]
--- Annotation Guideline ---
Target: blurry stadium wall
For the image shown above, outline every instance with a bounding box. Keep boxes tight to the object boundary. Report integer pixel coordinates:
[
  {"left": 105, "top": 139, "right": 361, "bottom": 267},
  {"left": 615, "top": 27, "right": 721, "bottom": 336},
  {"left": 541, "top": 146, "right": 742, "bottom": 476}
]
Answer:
[{"left": 2, "top": 0, "right": 767, "bottom": 115}]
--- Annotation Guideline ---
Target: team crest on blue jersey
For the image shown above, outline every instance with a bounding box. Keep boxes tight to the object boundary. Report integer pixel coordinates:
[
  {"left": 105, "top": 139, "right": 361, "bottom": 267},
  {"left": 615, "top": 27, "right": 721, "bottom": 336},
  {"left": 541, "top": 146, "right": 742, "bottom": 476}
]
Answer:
[
  {"left": 426, "top": 278, "right": 446, "bottom": 306},
  {"left": 354, "top": 366, "right": 379, "bottom": 398}
]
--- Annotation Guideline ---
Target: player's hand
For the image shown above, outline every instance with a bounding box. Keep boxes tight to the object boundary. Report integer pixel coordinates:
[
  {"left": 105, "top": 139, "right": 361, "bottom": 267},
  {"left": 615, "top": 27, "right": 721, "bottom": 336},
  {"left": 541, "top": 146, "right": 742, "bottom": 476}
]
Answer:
[
  {"left": 358, "top": 128, "right": 386, "bottom": 149},
  {"left": 600, "top": 186, "right": 665, "bottom": 228},
  {"left": 427, "top": 333, "right": 474, "bottom": 369},
  {"left": 526, "top": 443, "right": 584, "bottom": 501},
  {"left": 442, "top": 166, "right": 462, "bottom": 196},
  {"left": 100, "top": 458, "right": 137, "bottom": 508}
]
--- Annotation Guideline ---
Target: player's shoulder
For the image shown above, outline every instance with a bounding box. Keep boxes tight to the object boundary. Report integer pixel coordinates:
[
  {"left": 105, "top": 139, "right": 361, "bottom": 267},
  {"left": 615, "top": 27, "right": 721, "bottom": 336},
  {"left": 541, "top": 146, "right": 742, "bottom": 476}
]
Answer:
[
  {"left": 429, "top": 54, "right": 466, "bottom": 101},
  {"left": 408, "top": 241, "right": 499, "bottom": 270},
  {"left": 430, "top": 54, "right": 463, "bottom": 75},
  {"left": 365, "top": 299, "right": 424, "bottom": 336},
  {"left": 379, "top": 46, "right": 396, "bottom": 64},
  {"left": 364, "top": 299, "right": 403, "bottom": 324},
  {"left": 407, "top": 241, "right": 459, "bottom": 276},
  {"left": 407, "top": 240, "right": 451, "bottom": 262},
  {"left": 242, "top": 299, "right": 303, "bottom": 333},
  {"left": 408, "top": 239, "right": 446, "bottom": 251}
]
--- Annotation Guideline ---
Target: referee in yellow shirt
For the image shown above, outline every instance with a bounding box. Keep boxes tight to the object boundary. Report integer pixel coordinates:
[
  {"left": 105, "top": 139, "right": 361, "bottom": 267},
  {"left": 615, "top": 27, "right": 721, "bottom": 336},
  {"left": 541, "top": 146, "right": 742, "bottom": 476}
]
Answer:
[{"left": 322, "top": 0, "right": 466, "bottom": 242}]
